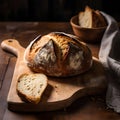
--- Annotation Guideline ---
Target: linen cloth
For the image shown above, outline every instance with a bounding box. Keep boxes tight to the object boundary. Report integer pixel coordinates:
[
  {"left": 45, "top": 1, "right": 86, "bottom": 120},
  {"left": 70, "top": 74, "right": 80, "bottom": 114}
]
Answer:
[{"left": 99, "top": 12, "right": 120, "bottom": 113}]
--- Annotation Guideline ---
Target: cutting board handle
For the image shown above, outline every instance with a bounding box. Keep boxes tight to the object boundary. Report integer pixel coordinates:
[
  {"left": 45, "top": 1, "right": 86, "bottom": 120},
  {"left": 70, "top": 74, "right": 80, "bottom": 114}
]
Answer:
[{"left": 1, "top": 39, "right": 25, "bottom": 57}]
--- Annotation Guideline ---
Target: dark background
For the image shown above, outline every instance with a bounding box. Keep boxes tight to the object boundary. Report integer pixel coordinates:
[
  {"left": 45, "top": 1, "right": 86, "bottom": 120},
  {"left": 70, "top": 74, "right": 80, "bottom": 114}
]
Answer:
[{"left": 0, "top": 0, "right": 120, "bottom": 22}]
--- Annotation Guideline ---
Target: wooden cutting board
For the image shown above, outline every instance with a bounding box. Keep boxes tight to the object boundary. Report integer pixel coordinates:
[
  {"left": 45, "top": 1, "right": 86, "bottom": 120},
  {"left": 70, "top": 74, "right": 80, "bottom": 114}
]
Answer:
[{"left": 1, "top": 39, "right": 107, "bottom": 112}]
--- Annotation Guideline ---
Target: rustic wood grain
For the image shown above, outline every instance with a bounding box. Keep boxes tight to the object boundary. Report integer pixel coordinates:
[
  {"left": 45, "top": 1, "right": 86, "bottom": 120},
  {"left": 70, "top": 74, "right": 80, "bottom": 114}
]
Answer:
[
  {"left": 0, "top": 57, "right": 16, "bottom": 120},
  {"left": 0, "top": 28, "right": 15, "bottom": 89},
  {"left": 0, "top": 56, "right": 9, "bottom": 89}
]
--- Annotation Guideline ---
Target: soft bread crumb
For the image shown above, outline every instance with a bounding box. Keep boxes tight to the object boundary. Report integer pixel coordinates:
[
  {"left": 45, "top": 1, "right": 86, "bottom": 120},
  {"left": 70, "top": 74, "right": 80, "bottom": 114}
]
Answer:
[
  {"left": 17, "top": 73, "right": 48, "bottom": 104},
  {"left": 78, "top": 6, "right": 107, "bottom": 28}
]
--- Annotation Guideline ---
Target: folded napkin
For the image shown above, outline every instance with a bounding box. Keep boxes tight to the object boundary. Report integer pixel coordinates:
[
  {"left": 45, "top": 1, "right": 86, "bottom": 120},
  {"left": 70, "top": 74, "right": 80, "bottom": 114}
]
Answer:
[{"left": 99, "top": 12, "right": 120, "bottom": 113}]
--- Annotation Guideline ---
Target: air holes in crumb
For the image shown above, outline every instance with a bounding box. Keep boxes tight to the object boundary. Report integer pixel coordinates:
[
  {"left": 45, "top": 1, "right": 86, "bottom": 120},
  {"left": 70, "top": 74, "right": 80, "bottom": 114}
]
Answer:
[
  {"left": 40, "top": 84, "right": 43, "bottom": 88},
  {"left": 38, "top": 90, "right": 41, "bottom": 94},
  {"left": 27, "top": 87, "right": 30, "bottom": 90}
]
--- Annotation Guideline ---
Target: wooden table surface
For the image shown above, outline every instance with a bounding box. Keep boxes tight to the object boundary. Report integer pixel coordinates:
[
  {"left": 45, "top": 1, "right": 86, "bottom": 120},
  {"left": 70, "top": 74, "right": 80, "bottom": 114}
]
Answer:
[{"left": 0, "top": 22, "right": 120, "bottom": 120}]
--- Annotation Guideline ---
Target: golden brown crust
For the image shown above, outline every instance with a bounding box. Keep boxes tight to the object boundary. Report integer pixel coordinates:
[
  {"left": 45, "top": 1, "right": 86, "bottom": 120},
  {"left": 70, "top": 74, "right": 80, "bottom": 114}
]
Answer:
[{"left": 24, "top": 32, "right": 93, "bottom": 77}]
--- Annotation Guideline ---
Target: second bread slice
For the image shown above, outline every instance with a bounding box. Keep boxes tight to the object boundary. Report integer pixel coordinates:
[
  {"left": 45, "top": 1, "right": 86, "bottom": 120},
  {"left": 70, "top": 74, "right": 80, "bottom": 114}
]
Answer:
[{"left": 78, "top": 6, "right": 107, "bottom": 28}]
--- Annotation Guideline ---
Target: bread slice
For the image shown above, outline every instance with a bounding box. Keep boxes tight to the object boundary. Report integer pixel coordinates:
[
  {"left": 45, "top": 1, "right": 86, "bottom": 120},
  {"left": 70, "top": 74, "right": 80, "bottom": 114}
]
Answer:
[
  {"left": 17, "top": 73, "right": 48, "bottom": 104},
  {"left": 78, "top": 6, "right": 92, "bottom": 28},
  {"left": 78, "top": 6, "right": 107, "bottom": 28}
]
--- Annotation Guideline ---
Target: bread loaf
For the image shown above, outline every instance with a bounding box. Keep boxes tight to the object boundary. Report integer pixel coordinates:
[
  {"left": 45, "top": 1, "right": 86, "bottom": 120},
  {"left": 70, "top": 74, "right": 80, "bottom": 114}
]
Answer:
[
  {"left": 78, "top": 6, "right": 107, "bottom": 28},
  {"left": 24, "top": 32, "right": 93, "bottom": 77},
  {"left": 17, "top": 73, "right": 48, "bottom": 104}
]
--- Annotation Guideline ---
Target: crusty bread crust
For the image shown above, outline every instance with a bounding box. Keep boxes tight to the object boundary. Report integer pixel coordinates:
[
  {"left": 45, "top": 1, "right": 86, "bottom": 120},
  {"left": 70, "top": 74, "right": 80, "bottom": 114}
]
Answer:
[
  {"left": 78, "top": 6, "right": 107, "bottom": 28},
  {"left": 16, "top": 73, "right": 48, "bottom": 104},
  {"left": 24, "top": 32, "right": 93, "bottom": 77}
]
